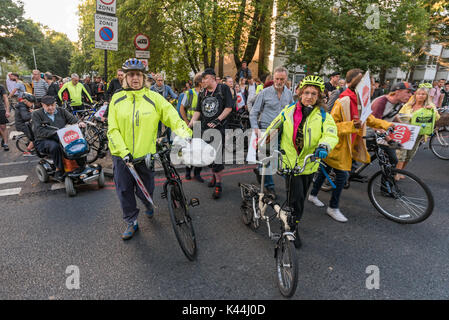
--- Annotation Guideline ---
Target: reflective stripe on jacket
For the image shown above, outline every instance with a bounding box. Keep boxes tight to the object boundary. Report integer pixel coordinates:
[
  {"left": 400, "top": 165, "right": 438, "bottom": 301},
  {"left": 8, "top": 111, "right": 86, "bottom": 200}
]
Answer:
[{"left": 107, "top": 87, "right": 192, "bottom": 159}]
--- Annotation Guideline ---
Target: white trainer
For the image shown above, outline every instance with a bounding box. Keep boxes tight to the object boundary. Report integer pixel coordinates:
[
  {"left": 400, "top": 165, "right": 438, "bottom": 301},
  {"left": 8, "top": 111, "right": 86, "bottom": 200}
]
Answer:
[
  {"left": 326, "top": 207, "right": 348, "bottom": 223},
  {"left": 308, "top": 195, "right": 325, "bottom": 207}
]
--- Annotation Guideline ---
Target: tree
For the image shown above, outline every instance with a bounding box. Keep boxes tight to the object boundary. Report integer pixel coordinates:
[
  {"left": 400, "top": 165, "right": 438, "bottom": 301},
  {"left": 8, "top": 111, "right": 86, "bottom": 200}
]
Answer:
[
  {"left": 277, "top": 0, "right": 429, "bottom": 83},
  {"left": 0, "top": 0, "right": 25, "bottom": 60}
]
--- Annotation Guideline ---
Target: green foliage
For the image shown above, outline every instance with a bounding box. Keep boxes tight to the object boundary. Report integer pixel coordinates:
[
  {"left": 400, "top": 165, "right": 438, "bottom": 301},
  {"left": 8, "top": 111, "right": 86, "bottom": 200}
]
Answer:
[{"left": 277, "top": 0, "right": 430, "bottom": 78}]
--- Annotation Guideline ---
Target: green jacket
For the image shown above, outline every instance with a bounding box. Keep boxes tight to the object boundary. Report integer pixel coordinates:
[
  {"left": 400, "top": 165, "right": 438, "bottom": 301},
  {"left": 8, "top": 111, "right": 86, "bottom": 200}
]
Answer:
[
  {"left": 107, "top": 87, "right": 192, "bottom": 159},
  {"left": 58, "top": 81, "right": 93, "bottom": 106},
  {"left": 265, "top": 103, "right": 339, "bottom": 175}
]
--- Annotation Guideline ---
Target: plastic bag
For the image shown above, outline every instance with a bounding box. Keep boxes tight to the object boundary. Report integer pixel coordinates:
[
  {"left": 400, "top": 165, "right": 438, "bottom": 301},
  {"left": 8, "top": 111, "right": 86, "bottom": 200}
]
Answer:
[{"left": 181, "top": 138, "right": 217, "bottom": 167}]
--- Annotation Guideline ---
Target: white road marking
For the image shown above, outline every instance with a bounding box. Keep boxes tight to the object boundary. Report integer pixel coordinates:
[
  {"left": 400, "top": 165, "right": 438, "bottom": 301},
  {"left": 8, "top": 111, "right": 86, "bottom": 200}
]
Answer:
[
  {"left": 0, "top": 188, "right": 22, "bottom": 197},
  {"left": 0, "top": 175, "right": 28, "bottom": 184}
]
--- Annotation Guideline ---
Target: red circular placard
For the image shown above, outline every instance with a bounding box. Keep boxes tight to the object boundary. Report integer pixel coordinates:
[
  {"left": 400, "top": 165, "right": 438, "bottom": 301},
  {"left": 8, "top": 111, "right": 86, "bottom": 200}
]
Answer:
[
  {"left": 389, "top": 124, "right": 411, "bottom": 144},
  {"left": 63, "top": 130, "right": 80, "bottom": 144}
]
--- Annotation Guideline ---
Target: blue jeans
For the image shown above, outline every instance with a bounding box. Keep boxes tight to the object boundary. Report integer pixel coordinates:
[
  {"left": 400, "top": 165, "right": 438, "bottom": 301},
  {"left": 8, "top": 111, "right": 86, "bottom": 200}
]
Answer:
[
  {"left": 310, "top": 165, "right": 349, "bottom": 209},
  {"left": 259, "top": 163, "right": 275, "bottom": 189}
]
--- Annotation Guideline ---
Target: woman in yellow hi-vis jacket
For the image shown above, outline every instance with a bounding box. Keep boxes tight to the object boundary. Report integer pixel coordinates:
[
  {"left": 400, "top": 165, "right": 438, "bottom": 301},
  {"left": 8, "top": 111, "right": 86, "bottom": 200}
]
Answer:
[
  {"left": 108, "top": 59, "right": 192, "bottom": 240},
  {"left": 264, "top": 75, "right": 339, "bottom": 248}
]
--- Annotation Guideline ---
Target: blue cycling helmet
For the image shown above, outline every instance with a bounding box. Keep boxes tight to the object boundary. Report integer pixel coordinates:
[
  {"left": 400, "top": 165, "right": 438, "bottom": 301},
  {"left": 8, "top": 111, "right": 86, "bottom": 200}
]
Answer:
[{"left": 122, "top": 58, "right": 145, "bottom": 72}]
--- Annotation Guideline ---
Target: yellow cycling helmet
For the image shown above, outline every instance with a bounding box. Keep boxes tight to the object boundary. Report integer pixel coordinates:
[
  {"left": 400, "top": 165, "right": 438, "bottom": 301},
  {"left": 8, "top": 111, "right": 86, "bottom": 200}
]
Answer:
[
  {"left": 299, "top": 75, "right": 325, "bottom": 92},
  {"left": 418, "top": 82, "right": 433, "bottom": 89}
]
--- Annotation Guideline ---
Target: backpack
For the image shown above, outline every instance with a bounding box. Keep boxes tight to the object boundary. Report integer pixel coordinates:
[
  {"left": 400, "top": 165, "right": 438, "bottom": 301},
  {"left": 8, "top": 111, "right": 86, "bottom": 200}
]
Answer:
[{"left": 411, "top": 107, "right": 436, "bottom": 136}]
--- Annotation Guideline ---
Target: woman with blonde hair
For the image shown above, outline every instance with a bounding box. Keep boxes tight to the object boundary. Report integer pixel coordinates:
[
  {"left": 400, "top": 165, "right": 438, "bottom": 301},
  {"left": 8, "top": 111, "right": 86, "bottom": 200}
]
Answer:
[{"left": 395, "top": 87, "right": 440, "bottom": 178}]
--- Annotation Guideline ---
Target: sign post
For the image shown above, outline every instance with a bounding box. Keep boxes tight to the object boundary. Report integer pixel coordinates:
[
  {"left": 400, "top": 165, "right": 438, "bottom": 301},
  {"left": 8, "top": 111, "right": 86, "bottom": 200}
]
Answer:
[{"left": 95, "top": 0, "right": 118, "bottom": 90}]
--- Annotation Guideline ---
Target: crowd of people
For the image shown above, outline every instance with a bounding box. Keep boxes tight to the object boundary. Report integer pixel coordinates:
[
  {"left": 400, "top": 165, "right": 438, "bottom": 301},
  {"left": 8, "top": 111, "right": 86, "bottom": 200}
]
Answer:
[{"left": 0, "top": 60, "right": 447, "bottom": 242}]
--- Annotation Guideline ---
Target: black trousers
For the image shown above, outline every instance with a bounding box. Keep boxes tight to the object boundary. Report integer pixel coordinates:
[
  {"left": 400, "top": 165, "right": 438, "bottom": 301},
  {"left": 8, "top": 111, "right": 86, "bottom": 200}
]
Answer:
[
  {"left": 35, "top": 139, "right": 64, "bottom": 170},
  {"left": 286, "top": 174, "right": 314, "bottom": 221},
  {"left": 112, "top": 156, "right": 155, "bottom": 224}
]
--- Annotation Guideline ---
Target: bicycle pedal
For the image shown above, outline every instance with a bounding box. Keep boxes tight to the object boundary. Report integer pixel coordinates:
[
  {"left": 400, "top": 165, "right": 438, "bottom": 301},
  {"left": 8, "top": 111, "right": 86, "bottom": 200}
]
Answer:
[
  {"left": 270, "top": 233, "right": 281, "bottom": 241},
  {"left": 161, "top": 192, "right": 167, "bottom": 199},
  {"left": 189, "top": 198, "right": 200, "bottom": 207}
]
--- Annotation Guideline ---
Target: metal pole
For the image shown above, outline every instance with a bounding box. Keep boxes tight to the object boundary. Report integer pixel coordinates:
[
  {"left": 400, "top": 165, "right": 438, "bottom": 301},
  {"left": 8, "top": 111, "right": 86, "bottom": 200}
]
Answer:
[
  {"left": 32, "top": 47, "right": 37, "bottom": 70},
  {"left": 104, "top": 49, "right": 108, "bottom": 84}
]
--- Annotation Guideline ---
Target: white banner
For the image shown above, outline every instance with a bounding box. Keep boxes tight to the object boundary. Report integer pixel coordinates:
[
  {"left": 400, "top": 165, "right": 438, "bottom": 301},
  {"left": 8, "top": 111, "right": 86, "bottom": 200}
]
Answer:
[
  {"left": 389, "top": 122, "right": 421, "bottom": 150},
  {"left": 57, "top": 125, "right": 84, "bottom": 148},
  {"left": 94, "top": 104, "right": 108, "bottom": 118},
  {"left": 236, "top": 92, "right": 246, "bottom": 110},
  {"left": 356, "top": 71, "right": 372, "bottom": 123}
]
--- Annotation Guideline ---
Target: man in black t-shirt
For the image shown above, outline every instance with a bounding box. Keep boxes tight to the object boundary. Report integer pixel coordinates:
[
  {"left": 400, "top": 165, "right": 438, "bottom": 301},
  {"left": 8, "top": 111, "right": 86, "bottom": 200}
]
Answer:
[
  {"left": 324, "top": 72, "right": 340, "bottom": 98},
  {"left": 189, "top": 68, "right": 234, "bottom": 199}
]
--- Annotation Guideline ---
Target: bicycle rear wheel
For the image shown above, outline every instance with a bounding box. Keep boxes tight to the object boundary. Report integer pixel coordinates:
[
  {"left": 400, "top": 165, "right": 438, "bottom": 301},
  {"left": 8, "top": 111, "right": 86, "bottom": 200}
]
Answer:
[
  {"left": 275, "top": 234, "right": 298, "bottom": 298},
  {"left": 167, "top": 182, "right": 197, "bottom": 261},
  {"left": 84, "top": 125, "right": 102, "bottom": 163},
  {"left": 368, "top": 169, "right": 434, "bottom": 224},
  {"left": 430, "top": 129, "right": 449, "bottom": 160}
]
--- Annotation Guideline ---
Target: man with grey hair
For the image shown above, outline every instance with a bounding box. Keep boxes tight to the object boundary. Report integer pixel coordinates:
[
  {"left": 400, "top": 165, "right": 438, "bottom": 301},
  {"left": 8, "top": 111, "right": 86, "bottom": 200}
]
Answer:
[
  {"left": 249, "top": 66, "right": 293, "bottom": 198},
  {"left": 58, "top": 73, "right": 93, "bottom": 110},
  {"left": 31, "top": 69, "right": 49, "bottom": 104}
]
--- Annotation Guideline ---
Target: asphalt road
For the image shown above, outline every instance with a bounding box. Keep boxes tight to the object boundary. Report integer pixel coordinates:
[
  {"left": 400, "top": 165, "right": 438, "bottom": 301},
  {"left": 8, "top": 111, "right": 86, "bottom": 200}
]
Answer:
[{"left": 0, "top": 144, "right": 448, "bottom": 300}]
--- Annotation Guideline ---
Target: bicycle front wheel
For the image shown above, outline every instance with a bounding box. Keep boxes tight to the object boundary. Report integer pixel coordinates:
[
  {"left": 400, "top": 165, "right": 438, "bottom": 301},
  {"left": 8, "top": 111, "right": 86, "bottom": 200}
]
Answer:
[
  {"left": 167, "top": 182, "right": 197, "bottom": 261},
  {"left": 16, "top": 134, "right": 31, "bottom": 153},
  {"left": 276, "top": 234, "right": 299, "bottom": 298},
  {"left": 430, "top": 129, "right": 449, "bottom": 160},
  {"left": 368, "top": 169, "right": 434, "bottom": 224}
]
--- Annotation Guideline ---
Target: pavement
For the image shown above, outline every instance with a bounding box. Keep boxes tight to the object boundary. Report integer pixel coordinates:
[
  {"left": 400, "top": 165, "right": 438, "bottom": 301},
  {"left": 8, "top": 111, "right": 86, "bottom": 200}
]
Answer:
[{"left": 1, "top": 134, "right": 449, "bottom": 300}]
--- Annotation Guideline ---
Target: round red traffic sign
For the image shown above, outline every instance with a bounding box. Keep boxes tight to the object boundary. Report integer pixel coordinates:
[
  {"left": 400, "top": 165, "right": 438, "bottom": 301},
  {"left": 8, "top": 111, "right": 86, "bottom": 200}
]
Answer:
[
  {"left": 134, "top": 34, "right": 150, "bottom": 50},
  {"left": 99, "top": 27, "right": 114, "bottom": 42},
  {"left": 100, "top": 0, "right": 114, "bottom": 5},
  {"left": 237, "top": 95, "right": 242, "bottom": 104}
]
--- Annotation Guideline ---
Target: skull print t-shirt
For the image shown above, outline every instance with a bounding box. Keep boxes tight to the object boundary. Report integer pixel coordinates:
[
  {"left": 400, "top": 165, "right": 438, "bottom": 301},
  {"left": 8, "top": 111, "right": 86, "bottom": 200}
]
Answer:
[{"left": 196, "top": 83, "right": 234, "bottom": 130}]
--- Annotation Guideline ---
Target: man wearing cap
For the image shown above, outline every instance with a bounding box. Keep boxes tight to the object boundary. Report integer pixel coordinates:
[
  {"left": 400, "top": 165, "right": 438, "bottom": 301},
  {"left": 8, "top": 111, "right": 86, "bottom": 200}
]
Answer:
[
  {"left": 32, "top": 95, "right": 86, "bottom": 181},
  {"left": 366, "top": 82, "right": 414, "bottom": 179},
  {"left": 189, "top": 68, "right": 234, "bottom": 199},
  {"left": 325, "top": 72, "right": 340, "bottom": 97},
  {"left": 371, "top": 82, "right": 414, "bottom": 122},
  {"left": 58, "top": 74, "right": 93, "bottom": 111}
]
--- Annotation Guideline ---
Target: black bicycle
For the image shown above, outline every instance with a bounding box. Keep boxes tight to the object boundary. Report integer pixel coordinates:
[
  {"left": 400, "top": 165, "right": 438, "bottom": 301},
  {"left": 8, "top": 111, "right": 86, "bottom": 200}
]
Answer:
[
  {"left": 83, "top": 118, "right": 109, "bottom": 163},
  {"left": 320, "top": 129, "right": 434, "bottom": 224},
  {"left": 154, "top": 132, "right": 199, "bottom": 261}
]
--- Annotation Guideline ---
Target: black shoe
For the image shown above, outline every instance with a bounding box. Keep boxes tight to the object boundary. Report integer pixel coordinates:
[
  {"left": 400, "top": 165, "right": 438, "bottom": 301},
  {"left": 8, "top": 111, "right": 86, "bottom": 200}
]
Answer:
[
  {"left": 293, "top": 227, "right": 302, "bottom": 249},
  {"left": 185, "top": 174, "right": 192, "bottom": 180},
  {"left": 253, "top": 168, "right": 261, "bottom": 185},
  {"left": 212, "top": 184, "right": 222, "bottom": 199},
  {"left": 350, "top": 172, "right": 368, "bottom": 183},
  {"left": 54, "top": 171, "right": 64, "bottom": 182},
  {"left": 194, "top": 175, "right": 205, "bottom": 183},
  {"left": 208, "top": 176, "right": 216, "bottom": 188},
  {"left": 265, "top": 187, "right": 277, "bottom": 200},
  {"left": 3, "top": 144, "right": 9, "bottom": 151}
]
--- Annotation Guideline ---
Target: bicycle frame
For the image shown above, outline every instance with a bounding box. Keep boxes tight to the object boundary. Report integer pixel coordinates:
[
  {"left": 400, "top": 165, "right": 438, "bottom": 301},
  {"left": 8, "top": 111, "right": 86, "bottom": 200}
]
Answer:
[{"left": 247, "top": 151, "right": 316, "bottom": 241}]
